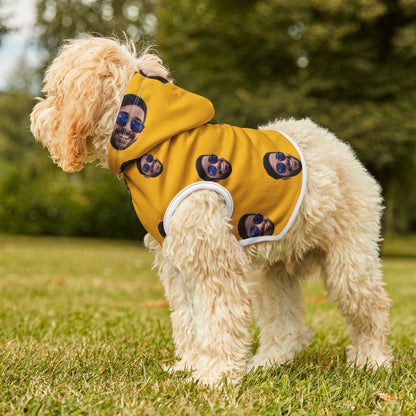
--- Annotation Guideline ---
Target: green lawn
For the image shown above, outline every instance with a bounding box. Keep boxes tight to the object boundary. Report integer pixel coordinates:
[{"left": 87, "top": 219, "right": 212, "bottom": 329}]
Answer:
[{"left": 0, "top": 234, "right": 415, "bottom": 415}]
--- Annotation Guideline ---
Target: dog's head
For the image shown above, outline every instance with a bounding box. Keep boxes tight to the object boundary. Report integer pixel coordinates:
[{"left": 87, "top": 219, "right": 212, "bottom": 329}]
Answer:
[{"left": 30, "top": 35, "right": 169, "bottom": 172}]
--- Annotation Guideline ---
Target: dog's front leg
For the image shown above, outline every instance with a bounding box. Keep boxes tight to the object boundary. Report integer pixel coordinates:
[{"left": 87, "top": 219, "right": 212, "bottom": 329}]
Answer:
[
  {"left": 145, "top": 233, "right": 199, "bottom": 372},
  {"left": 162, "top": 190, "right": 252, "bottom": 386}
]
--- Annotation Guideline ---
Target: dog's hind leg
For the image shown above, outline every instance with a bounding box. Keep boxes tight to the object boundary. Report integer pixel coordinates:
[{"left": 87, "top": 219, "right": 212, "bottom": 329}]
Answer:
[
  {"left": 162, "top": 190, "right": 252, "bottom": 385},
  {"left": 248, "top": 263, "right": 314, "bottom": 371},
  {"left": 322, "top": 242, "right": 393, "bottom": 369}
]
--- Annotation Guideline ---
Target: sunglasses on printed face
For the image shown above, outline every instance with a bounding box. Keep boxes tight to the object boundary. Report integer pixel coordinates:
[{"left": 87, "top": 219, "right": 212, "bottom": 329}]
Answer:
[
  {"left": 250, "top": 214, "right": 264, "bottom": 237},
  {"left": 142, "top": 155, "right": 154, "bottom": 173},
  {"left": 116, "top": 113, "right": 145, "bottom": 133},
  {"left": 276, "top": 152, "right": 287, "bottom": 174},
  {"left": 207, "top": 154, "right": 218, "bottom": 176}
]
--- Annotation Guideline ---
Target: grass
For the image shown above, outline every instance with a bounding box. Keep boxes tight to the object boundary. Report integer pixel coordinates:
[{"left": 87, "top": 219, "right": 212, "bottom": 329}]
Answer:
[{"left": 0, "top": 234, "right": 415, "bottom": 415}]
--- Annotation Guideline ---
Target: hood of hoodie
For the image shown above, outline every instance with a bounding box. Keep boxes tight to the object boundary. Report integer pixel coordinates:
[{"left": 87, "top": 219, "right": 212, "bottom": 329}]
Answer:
[{"left": 108, "top": 71, "right": 215, "bottom": 174}]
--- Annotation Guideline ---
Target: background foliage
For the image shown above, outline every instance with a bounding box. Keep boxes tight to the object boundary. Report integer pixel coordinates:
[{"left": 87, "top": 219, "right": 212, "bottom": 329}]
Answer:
[{"left": 0, "top": 0, "right": 415, "bottom": 238}]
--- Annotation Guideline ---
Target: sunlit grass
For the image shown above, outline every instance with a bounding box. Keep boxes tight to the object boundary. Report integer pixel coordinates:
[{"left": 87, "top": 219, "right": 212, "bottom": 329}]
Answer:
[{"left": 0, "top": 234, "right": 415, "bottom": 415}]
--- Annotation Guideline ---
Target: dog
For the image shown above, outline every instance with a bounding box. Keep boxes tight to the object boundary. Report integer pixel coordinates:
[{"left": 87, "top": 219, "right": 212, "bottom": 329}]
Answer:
[{"left": 30, "top": 35, "right": 393, "bottom": 385}]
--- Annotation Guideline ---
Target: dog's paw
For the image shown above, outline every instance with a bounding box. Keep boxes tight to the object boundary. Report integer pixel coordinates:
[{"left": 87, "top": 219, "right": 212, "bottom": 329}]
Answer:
[
  {"left": 190, "top": 369, "right": 241, "bottom": 387},
  {"left": 164, "top": 359, "right": 194, "bottom": 374},
  {"left": 247, "top": 352, "right": 291, "bottom": 373},
  {"left": 248, "top": 327, "right": 314, "bottom": 373},
  {"left": 346, "top": 344, "right": 394, "bottom": 370}
]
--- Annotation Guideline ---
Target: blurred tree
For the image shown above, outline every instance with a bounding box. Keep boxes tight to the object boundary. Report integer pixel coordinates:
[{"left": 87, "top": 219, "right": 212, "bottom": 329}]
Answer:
[
  {"left": 155, "top": 0, "right": 416, "bottom": 233},
  {"left": 34, "top": 0, "right": 157, "bottom": 56},
  {"left": 0, "top": 0, "right": 11, "bottom": 44}
]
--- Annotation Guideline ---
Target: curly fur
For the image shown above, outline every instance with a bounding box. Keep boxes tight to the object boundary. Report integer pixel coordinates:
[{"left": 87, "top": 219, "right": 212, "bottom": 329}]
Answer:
[{"left": 30, "top": 35, "right": 393, "bottom": 386}]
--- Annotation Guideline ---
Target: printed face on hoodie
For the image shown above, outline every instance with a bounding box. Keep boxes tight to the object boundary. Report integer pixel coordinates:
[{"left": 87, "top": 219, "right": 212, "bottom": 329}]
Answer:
[
  {"left": 137, "top": 154, "right": 163, "bottom": 178},
  {"left": 196, "top": 154, "right": 232, "bottom": 182},
  {"left": 239, "top": 213, "right": 275, "bottom": 239},
  {"left": 111, "top": 104, "right": 146, "bottom": 150},
  {"left": 264, "top": 151, "right": 302, "bottom": 180}
]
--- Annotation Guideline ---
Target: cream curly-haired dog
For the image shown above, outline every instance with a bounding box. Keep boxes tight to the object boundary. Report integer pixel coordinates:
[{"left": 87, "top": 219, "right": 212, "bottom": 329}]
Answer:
[{"left": 30, "top": 36, "right": 393, "bottom": 385}]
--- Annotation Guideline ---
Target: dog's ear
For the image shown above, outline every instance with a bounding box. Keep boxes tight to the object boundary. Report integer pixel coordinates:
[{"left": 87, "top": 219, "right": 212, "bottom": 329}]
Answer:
[
  {"left": 30, "top": 94, "right": 90, "bottom": 172},
  {"left": 30, "top": 63, "right": 113, "bottom": 172},
  {"left": 30, "top": 37, "right": 138, "bottom": 172}
]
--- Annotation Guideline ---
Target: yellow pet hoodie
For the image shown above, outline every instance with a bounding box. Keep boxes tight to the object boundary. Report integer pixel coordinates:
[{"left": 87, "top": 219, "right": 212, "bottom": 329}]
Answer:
[{"left": 108, "top": 71, "right": 306, "bottom": 246}]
